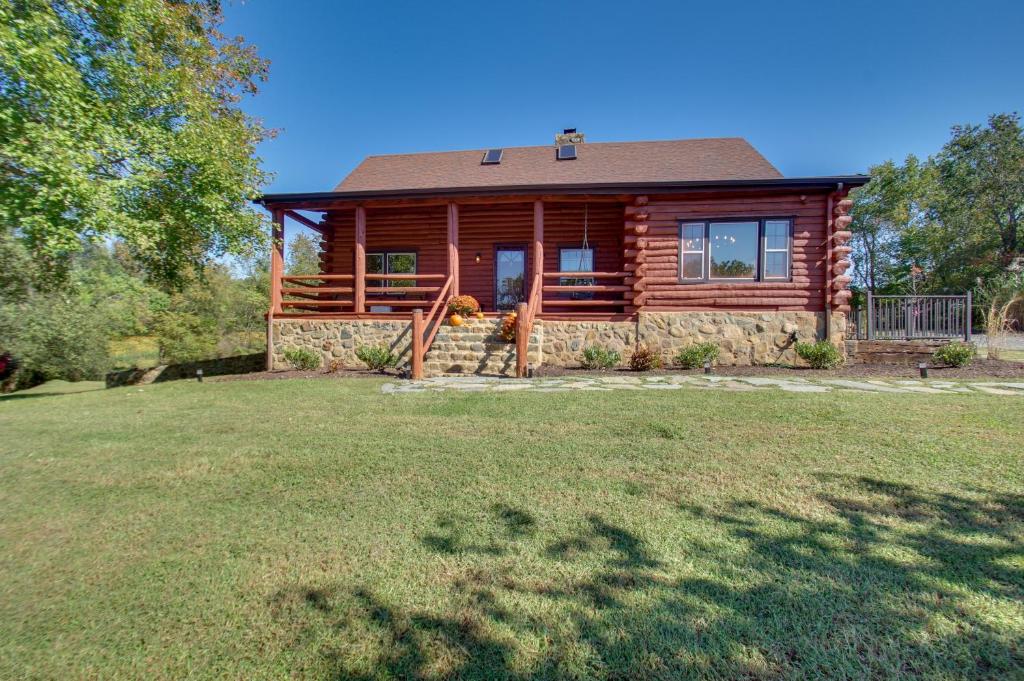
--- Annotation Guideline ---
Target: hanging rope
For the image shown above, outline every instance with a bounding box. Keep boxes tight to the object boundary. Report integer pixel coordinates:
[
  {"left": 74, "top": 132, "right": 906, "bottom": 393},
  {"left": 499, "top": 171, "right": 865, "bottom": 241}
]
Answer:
[{"left": 576, "top": 203, "right": 590, "bottom": 272}]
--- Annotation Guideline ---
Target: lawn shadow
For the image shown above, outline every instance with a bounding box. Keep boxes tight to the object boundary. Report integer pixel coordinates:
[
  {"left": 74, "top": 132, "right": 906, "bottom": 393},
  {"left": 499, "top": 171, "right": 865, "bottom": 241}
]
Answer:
[{"left": 269, "top": 479, "right": 1024, "bottom": 679}]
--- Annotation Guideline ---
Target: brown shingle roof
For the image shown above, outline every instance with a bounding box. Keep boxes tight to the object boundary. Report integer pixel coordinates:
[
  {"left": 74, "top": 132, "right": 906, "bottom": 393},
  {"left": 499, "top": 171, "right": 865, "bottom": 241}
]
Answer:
[{"left": 335, "top": 137, "right": 782, "bottom": 192}]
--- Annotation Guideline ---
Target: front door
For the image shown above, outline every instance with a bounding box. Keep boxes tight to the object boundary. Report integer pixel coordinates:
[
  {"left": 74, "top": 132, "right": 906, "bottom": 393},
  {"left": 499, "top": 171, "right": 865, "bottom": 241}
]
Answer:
[{"left": 494, "top": 245, "right": 527, "bottom": 311}]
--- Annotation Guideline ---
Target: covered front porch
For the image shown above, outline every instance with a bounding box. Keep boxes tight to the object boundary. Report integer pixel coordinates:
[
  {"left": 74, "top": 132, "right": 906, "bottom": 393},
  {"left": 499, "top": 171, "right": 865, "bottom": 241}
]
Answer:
[{"left": 266, "top": 197, "right": 636, "bottom": 322}]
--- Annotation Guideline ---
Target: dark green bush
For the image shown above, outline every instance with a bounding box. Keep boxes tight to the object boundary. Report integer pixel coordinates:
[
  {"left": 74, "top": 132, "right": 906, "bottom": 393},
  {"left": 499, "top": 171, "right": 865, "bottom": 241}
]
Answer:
[
  {"left": 355, "top": 345, "right": 398, "bottom": 372},
  {"left": 629, "top": 344, "right": 662, "bottom": 372},
  {"left": 933, "top": 341, "right": 975, "bottom": 367},
  {"left": 794, "top": 340, "right": 844, "bottom": 369},
  {"left": 283, "top": 347, "right": 321, "bottom": 371},
  {"left": 580, "top": 345, "right": 621, "bottom": 370},
  {"left": 674, "top": 342, "right": 720, "bottom": 369}
]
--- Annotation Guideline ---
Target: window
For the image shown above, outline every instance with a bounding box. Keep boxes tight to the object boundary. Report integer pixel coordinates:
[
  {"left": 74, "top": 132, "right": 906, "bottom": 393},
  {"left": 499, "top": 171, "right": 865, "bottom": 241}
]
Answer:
[
  {"left": 678, "top": 219, "right": 792, "bottom": 282},
  {"left": 481, "top": 148, "right": 503, "bottom": 165},
  {"left": 557, "top": 144, "right": 577, "bottom": 160},
  {"left": 366, "top": 250, "right": 417, "bottom": 290},
  {"left": 559, "top": 246, "right": 595, "bottom": 299},
  {"left": 762, "top": 220, "right": 790, "bottom": 279}
]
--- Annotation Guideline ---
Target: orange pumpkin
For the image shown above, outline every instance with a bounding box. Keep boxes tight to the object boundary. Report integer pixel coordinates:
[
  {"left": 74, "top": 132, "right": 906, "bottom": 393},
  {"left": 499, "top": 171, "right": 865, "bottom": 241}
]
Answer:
[{"left": 449, "top": 313, "right": 464, "bottom": 326}]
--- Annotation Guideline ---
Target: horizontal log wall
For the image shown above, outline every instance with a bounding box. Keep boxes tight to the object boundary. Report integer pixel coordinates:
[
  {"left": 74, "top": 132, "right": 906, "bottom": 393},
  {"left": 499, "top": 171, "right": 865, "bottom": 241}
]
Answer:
[
  {"left": 315, "top": 191, "right": 831, "bottom": 314},
  {"left": 641, "top": 191, "right": 829, "bottom": 312},
  {"left": 320, "top": 201, "right": 625, "bottom": 311}
]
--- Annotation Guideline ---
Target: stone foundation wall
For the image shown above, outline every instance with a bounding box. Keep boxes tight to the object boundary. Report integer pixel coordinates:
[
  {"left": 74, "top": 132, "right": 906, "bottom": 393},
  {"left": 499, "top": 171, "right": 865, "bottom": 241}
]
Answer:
[
  {"left": 271, "top": 319, "right": 412, "bottom": 371},
  {"left": 539, "top": 311, "right": 845, "bottom": 367},
  {"left": 537, "top": 320, "right": 637, "bottom": 366},
  {"left": 270, "top": 311, "right": 848, "bottom": 372}
]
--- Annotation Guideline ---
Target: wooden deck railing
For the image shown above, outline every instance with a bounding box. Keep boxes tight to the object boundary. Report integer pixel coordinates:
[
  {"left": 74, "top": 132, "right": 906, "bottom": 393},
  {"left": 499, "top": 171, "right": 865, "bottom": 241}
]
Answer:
[
  {"left": 541, "top": 271, "right": 632, "bottom": 310},
  {"left": 278, "top": 273, "right": 447, "bottom": 313},
  {"left": 411, "top": 275, "right": 454, "bottom": 379}
]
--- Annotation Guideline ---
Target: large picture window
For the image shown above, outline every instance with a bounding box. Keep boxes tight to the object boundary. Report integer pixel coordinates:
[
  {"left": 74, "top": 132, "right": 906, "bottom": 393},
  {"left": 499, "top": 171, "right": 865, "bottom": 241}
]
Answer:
[{"left": 678, "top": 219, "right": 792, "bottom": 282}]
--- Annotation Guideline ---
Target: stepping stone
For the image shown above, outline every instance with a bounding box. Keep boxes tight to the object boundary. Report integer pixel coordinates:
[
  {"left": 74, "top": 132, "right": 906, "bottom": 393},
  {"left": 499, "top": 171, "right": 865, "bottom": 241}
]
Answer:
[
  {"left": 821, "top": 380, "right": 908, "bottom": 393},
  {"left": 492, "top": 383, "right": 533, "bottom": 391},
  {"left": 971, "top": 385, "right": 1022, "bottom": 395},
  {"left": 642, "top": 383, "right": 682, "bottom": 390},
  {"left": 779, "top": 383, "right": 831, "bottom": 392}
]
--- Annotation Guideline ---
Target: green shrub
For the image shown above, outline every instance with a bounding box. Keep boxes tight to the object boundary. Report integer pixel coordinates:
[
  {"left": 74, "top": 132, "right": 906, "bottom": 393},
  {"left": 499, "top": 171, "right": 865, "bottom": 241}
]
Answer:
[
  {"left": 629, "top": 344, "right": 662, "bottom": 372},
  {"left": 580, "top": 345, "right": 621, "bottom": 370},
  {"left": 933, "top": 341, "right": 975, "bottom": 367},
  {"left": 674, "top": 342, "right": 720, "bottom": 369},
  {"left": 355, "top": 345, "right": 398, "bottom": 372},
  {"left": 283, "top": 347, "right": 321, "bottom": 371},
  {"left": 794, "top": 340, "right": 844, "bottom": 369},
  {"left": 0, "top": 293, "right": 113, "bottom": 388}
]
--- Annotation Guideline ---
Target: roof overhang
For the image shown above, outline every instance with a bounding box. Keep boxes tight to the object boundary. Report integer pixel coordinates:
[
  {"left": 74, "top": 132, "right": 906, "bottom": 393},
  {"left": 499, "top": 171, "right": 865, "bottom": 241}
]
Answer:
[{"left": 255, "top": 175, "right": 870, "bottom": 208}]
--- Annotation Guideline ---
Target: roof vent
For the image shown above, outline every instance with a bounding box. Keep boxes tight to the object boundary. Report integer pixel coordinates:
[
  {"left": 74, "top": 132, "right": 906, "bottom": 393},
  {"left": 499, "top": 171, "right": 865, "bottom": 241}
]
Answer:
[
  {"left": 556, "top": 144, "right": 577, "bottom": 161},
  {"left": 481, "top": 148, "right": 503, "bottom": 165}
]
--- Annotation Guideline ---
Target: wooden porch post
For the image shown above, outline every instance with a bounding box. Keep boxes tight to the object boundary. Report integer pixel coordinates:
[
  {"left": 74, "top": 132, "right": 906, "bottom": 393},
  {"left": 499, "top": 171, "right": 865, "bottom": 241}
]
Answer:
[
  {"left": 515, "top": 302, "right": 529, "bottom": 378},
  {"left": 354, "top": 206, "right": 366, "bottom": 313},
  {"left": 533, "top": 200, "right": 543, "bottom": 313},
  {"left": 270, "top": 208, "right": 285, "bottom": 315},
  {"left": 447, "top": 202, "right": 459, "bottom": 296},
  {"left": 411, "top": 309, "right": 424, "bottom": 379}
]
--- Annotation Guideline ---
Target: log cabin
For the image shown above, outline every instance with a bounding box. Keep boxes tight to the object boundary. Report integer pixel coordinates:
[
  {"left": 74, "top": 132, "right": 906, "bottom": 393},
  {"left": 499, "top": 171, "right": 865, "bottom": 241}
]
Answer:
[{"left": 257, "top": 131, "right": 869, "bottom": 377}]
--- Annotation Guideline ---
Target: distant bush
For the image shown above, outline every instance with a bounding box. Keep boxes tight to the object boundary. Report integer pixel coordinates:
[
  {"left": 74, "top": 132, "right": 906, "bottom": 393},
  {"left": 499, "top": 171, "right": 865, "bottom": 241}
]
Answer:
[
  {"left": 794, "top": 340, "right": 844, "bottom": 369},
  {"left": 0, "top": 293, "right": 112, "bottom": 389},
  {"left": 580, "top": 345, "right": 620, "bottom": 370},
  {"left": 629, "top": 344, "right": 662, "bottom": 372},
  {"left": 283, "top": 347, "right": 321, "bottom": 371},
  {"left": 933, "top": 341, "right": 975, "bottom": 367},
  {"left": 674, "top": 342, "right": 720, "bottom": 369},
  {"left": 355, "top": 345, "right": 397, "bottom": 372}
]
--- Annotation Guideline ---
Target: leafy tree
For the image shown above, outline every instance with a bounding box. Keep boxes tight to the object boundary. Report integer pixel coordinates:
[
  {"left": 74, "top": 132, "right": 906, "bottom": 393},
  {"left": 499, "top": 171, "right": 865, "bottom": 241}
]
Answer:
[
  {"left": 849, "top": 113, "right": 1024, "bottom": 295},
  {"left": 849, "top": 157, "right": 934, "bottom": 293},
  {"left": 0, "top": 0, "right": 272, "bottom": 288},
  {"left": 285, "top": 233, "right": 322, "bottom": 276},
  {"left": 932, "top": 113, "right": 1024, "bottom": 283}
]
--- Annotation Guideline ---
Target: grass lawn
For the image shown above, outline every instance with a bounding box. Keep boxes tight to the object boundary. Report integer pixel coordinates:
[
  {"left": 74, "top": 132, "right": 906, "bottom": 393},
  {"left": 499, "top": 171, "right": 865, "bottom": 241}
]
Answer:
[{"left": 0, "top": 378, "right": 1021, "bottom": 679}]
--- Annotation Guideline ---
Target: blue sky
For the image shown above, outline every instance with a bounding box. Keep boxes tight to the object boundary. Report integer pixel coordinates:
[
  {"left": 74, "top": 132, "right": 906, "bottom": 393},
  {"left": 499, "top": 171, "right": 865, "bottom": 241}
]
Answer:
[{"left": 223, "top": 0, "right": 1024, "bottom": 196}]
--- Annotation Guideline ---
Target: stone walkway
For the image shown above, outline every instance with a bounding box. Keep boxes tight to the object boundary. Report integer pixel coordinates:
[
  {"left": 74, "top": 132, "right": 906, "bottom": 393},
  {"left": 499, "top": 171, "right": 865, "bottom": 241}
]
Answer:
[{"left": 382, "top": 374, "right": 1024, "bottom": 396}]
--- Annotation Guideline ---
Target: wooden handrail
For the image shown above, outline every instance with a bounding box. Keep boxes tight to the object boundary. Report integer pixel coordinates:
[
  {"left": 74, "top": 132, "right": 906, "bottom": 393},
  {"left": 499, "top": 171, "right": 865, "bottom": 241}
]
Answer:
[
  {"left": 543, "top": 271, "right": 629, "bottom": 278},
  {"left": 410, "top": 275, "right": 454, "bottom": 379},
  {"left": 422, "top": 275, "right": 454, "bottom": 351},
  {"left": 281, "top": 274, "right": 354, "bottom": 282},
  {"left": 364, "top": 273, "right": 446, "bottom": 281},
  {"left": 515, "top": 272, "right": 543, "bottom": 377}
]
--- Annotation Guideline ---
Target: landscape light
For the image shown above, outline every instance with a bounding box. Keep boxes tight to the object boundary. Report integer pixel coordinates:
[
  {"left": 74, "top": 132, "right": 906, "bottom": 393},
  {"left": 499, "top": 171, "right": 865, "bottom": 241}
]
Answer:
[
  {"left": 196, "top": 369, "right": 203, "bottom": 382},
  {"left": 704, "top": 360, "right": 712, "bottom": 374},
  {"left": 918, "top": 362, "right": 928, "bottom": 378}
]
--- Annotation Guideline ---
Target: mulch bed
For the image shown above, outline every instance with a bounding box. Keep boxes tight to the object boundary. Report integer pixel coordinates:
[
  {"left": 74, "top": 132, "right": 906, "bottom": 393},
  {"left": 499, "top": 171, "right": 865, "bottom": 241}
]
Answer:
[
  {"left": 535, "top": 359, "right": 1024, "bottom": 380},
  {"left": 209, "top": 359, "right": 1024, "bottom": 384}
]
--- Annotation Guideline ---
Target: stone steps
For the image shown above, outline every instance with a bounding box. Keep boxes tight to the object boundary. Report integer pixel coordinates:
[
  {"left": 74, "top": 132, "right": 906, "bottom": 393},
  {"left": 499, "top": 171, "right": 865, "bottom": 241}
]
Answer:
[{"left": 423, "top": 317, "right": 540, "bottom": 376}]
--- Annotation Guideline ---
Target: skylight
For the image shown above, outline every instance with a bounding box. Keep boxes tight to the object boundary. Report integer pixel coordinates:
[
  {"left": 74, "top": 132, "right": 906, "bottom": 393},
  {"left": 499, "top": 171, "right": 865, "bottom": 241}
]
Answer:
[
  {"left": 481, "top": 149, "right": 503, "bottom": 165},
  {"left": 557, "top": 144, "right": 577, "bottom": 160}
]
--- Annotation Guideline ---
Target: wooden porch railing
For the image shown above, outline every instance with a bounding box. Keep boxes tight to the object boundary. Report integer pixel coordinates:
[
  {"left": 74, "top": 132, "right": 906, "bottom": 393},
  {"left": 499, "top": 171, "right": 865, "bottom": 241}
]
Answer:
[
  {"left": 278, "top": 273, "right": 447, "bottom": 313},
  {"left": 541, "top": 271, "right": 632, "bottom": 310},
  {"left": 411, "top": 275, "right": 454, "bottom": 379}
]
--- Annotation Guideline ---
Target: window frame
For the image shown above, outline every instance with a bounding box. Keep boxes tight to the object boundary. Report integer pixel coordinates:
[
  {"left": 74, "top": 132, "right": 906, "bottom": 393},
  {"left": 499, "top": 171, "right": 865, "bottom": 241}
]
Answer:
[
  {"left": 676, "top": 217, "right": 794, "bottom": 283},
  {"left": 365, "top": 248, "right": 418, "bottom": 293},
  {"left": 558, "top": 244, "right": 598, "bottom": 300}
]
